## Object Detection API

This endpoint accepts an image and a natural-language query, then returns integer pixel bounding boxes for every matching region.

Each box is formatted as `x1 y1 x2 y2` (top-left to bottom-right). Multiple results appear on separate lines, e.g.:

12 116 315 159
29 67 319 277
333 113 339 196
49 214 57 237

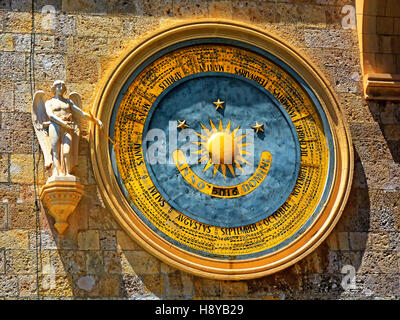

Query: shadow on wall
368 101 400 164
36 146 371 300
245 148 370 300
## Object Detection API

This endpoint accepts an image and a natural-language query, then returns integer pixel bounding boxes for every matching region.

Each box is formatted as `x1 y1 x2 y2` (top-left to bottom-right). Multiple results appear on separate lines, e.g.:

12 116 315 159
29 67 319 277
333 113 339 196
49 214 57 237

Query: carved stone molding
365 73 400 101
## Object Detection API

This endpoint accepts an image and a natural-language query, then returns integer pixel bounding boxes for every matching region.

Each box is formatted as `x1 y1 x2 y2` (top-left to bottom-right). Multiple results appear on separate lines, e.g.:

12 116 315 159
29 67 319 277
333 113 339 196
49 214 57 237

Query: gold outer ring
90 20 353 280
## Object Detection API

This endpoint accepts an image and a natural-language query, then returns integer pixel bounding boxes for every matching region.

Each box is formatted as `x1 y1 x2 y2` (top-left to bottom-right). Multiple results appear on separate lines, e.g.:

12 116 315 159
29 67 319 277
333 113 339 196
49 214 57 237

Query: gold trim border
89 19 354 280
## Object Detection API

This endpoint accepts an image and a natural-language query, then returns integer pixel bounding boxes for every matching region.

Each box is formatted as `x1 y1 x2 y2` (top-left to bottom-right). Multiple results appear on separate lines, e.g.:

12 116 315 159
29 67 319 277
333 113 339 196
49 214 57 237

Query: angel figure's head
51 80 67 97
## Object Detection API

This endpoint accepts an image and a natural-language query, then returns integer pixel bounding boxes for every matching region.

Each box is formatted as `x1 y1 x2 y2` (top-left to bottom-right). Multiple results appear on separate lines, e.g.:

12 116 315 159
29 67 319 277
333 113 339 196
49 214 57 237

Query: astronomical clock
91 21 353 279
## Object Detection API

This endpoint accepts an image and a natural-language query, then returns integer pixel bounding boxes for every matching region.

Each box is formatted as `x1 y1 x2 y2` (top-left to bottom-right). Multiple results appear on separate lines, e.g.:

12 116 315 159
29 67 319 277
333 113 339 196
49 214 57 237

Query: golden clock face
92 22 353 279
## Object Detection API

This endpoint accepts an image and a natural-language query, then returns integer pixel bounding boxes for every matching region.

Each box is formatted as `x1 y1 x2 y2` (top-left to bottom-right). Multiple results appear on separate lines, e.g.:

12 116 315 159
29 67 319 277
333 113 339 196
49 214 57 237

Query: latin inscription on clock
113 44 330 257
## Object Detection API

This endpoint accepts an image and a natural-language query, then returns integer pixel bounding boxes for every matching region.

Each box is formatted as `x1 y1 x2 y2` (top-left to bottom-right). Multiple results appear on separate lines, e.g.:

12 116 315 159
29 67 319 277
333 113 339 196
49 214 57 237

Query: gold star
177 120 189 130
213 99 225 111
252 122 264 133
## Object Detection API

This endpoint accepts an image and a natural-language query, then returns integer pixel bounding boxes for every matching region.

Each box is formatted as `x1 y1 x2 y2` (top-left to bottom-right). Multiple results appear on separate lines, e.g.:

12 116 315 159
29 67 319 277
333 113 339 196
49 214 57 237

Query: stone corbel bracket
365 73 400 101
40 179 84 234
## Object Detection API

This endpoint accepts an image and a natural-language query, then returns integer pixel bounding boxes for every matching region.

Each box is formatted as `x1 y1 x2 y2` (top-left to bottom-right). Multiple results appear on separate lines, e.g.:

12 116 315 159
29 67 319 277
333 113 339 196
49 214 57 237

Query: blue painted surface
144 74 300 228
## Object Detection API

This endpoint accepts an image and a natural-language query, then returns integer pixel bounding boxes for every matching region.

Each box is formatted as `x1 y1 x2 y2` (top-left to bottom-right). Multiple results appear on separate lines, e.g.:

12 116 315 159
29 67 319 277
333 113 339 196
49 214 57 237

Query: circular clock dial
111 41 334 259
92 21 352 279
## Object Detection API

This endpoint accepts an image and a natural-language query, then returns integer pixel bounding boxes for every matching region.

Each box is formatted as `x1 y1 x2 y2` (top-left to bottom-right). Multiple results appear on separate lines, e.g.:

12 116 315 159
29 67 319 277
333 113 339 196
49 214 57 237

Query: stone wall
0 0 399 299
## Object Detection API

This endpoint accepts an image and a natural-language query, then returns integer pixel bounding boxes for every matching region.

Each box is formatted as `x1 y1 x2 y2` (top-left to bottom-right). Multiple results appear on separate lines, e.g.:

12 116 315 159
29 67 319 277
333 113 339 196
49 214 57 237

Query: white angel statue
32 80 102 180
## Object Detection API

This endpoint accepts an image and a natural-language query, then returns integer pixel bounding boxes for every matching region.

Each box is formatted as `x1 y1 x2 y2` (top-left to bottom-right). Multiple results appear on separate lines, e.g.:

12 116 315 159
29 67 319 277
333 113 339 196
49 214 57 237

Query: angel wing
69 92 82 170
32 91 53 168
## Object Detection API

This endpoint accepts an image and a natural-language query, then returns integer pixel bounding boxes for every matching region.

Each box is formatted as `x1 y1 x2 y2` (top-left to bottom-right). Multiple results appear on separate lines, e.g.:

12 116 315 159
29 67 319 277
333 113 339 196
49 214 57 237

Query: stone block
277 4 326 26
12 33 55 53
0 82 13 112
362 52 376 74
362 161 392 190
121 16 160 38
363 34 380 53
68 36 108 57
99 230 117 250
349 232 368 250
377 16 394 35
66 55 99 83
0 275 19 297
18 274 37 297
9 203 36 229
354 139 392 162
71 155 88 185
54 250 85 275
385 0 400 18
364 0 387 16
349 121 383 141
0 184 21 204
62 0 107 13
74 275 97 296
116 230 141 251
380 102 400 124
358 250 399 274
103 250 122 274
362 15 377 35
366 232 391 251
10 0 33 12
379 35 393 54
39 274 73 296
327 250 362 273
232 0 275 24
98 274 120 297
75 15 123 37
292 246 328 274
34 53 66 81
2 112 31 130
77 230 100 250
110 0 172 17
163 270 193 298
13 81 32 112
328 65 361 93
0 154 8 183
5 249 36 274
339 93 375 122
88 204 120 230
0 230 30 249
0 33 14 51
383 124 400 140
173 0 208 19
325 231 349 250
193 277 222 297
0 52 25 81
208 1 232 19
0 130 12 153
375 53 397 73
39 230 58 250
55 14 76 36
121 250 160 275
10 154 40 184
394 18 400 36
221 280 248 298
12 130 35 154
85 251 103 274
305 29 355 49
4 12 32 33
121 274 163 298
0 204 6 230
0 250 4 274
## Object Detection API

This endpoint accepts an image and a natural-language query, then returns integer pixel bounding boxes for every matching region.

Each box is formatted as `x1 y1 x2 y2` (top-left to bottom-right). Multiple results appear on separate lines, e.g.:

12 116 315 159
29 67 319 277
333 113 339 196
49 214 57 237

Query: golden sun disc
192 119 252 178
207 132 237 165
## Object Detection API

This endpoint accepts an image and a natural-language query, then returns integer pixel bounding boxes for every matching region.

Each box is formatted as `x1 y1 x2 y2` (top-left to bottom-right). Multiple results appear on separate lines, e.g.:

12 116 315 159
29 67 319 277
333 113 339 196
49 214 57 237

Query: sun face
192 119 252 179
